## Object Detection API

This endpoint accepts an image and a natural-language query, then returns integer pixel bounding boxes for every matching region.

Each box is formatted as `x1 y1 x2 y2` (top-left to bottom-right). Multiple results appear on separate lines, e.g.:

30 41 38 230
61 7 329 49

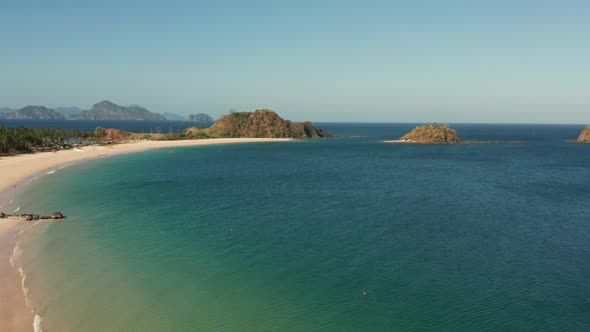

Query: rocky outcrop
207 110 332 138
51 211 64 219
103 128 132 141
399 124 462 144
0 211 65 220
577 126 590 142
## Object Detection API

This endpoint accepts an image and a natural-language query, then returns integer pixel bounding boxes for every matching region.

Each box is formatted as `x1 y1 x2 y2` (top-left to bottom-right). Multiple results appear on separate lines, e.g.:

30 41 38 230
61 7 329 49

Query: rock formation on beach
399 124 462 144
0 211 65 220
577 126 590 142
205 109 332 139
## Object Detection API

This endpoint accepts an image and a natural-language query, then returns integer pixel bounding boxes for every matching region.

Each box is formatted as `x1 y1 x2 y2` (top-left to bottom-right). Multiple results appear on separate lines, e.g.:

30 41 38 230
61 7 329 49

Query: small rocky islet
576 126 590 142
385 124 462 144
384 124 529 145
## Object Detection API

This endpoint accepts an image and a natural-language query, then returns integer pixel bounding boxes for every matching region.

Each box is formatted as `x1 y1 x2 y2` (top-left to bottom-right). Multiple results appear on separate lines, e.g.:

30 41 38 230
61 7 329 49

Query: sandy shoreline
0 137 291 331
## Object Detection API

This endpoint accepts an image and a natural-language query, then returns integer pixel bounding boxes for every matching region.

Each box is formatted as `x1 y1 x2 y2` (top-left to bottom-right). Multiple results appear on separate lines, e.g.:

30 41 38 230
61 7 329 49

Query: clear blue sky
1 0 588 123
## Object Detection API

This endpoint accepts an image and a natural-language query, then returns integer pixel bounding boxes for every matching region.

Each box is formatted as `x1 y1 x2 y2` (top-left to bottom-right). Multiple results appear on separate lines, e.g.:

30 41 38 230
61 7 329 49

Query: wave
45 170 56 175
18 267 31 307
34 314 44 332
11 224 49 332
28 176 41 184
14 206 21 213
10 242 23 268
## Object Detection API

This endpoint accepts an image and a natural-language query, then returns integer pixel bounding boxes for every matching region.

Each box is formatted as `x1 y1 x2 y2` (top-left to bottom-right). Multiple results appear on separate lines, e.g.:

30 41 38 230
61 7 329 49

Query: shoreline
0 137 291 332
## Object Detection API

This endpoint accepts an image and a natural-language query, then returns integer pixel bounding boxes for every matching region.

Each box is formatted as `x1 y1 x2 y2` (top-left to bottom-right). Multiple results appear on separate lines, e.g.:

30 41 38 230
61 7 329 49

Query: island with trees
384 124 527 144
385 124 462 144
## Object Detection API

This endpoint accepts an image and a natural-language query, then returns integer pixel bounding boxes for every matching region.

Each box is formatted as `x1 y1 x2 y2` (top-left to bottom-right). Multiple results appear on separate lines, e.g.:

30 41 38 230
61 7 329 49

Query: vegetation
400 124 462 144
0 126 96 155
0 110 330 155
206 109 332 138
577 126 590 142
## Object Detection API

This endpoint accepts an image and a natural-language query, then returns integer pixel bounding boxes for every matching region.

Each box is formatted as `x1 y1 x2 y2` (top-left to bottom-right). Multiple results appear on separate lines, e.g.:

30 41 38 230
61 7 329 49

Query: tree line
0 126 106 155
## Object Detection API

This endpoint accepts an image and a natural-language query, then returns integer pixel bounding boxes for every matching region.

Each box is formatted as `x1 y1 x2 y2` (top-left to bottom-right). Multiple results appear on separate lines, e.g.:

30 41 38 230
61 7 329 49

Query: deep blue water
0 119 212 133
8 123 590 331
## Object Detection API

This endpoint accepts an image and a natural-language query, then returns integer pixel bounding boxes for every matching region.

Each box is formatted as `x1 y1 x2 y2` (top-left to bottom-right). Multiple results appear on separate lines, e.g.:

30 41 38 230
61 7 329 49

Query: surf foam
33 314 43 332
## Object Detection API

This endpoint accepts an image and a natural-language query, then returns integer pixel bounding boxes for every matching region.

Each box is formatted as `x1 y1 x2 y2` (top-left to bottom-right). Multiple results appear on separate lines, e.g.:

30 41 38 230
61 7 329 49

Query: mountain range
0 106 65 120
0 101 214 122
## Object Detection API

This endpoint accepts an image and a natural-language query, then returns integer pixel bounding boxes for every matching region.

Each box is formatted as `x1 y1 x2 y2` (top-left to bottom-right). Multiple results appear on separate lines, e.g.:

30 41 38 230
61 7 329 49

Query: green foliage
0 126 72 154
401 124 462 143
0 125 122 155
208 109 332 138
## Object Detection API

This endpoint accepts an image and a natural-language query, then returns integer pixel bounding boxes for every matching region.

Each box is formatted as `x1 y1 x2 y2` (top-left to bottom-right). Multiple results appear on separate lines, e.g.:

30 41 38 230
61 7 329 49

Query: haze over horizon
1 1 588 123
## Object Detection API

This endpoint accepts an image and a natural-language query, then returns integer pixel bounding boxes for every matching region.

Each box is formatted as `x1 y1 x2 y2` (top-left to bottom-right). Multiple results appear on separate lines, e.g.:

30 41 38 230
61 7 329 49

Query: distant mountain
0 107 13 113
55 107 82 119
187 113 214 122
0 106 65 120
163 112 185 121
72 101 165 121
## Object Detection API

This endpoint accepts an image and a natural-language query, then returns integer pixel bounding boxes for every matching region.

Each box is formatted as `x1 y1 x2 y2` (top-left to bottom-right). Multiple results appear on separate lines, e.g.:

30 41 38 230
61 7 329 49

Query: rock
206 109 333 138
0 212 6 218
577 126 590 142
40 215 51 220
51 211 64 219
400 124 462 144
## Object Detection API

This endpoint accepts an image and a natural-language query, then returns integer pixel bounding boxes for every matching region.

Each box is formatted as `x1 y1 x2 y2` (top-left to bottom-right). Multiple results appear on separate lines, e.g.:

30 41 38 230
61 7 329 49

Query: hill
0 106 65 120
399 124 462 144
187 113 214 122
199 109 331 138
72 101 165 120
163 112 185 121
577 126 590 142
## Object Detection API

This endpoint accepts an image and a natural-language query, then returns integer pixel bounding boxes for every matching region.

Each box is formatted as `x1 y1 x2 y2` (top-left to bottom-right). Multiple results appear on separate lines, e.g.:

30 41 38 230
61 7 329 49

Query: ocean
6 123 590 331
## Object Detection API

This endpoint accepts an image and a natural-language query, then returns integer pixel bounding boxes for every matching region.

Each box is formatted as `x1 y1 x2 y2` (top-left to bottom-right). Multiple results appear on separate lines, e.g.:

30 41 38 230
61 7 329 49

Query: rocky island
184 109 332 139
576 126 590 142
386 124 462 144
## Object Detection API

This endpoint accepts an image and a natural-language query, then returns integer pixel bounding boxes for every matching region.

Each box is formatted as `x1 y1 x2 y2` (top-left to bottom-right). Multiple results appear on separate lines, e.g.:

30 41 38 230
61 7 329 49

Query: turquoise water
12 124 590 331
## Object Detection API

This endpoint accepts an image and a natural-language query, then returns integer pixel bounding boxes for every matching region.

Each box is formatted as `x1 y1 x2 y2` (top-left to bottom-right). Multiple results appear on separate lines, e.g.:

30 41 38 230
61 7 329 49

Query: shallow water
12 124 590 331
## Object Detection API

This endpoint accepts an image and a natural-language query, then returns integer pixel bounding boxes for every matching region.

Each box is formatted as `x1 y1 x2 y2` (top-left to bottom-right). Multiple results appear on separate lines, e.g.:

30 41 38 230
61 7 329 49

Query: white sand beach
0 137 291 331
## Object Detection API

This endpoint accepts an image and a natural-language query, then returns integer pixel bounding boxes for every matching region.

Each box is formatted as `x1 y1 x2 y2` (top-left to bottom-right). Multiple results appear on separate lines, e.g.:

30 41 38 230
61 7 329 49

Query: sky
0 0 589 123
